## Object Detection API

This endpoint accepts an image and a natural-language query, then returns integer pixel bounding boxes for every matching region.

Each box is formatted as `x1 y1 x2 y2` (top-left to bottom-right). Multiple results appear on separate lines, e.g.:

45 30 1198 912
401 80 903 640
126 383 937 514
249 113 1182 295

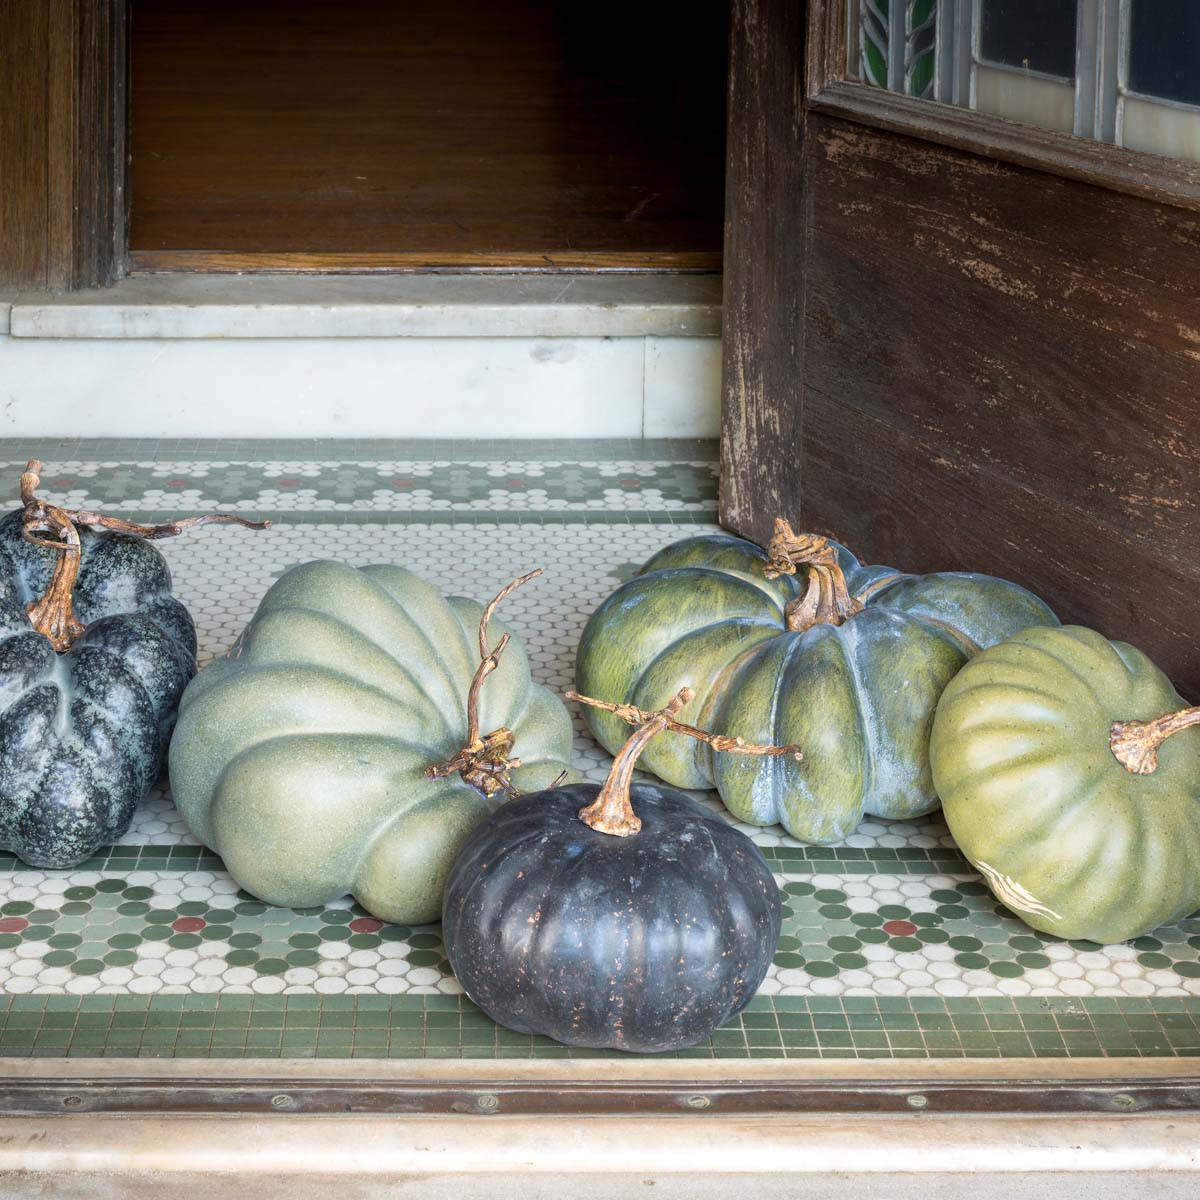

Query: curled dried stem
763 518 864 634
425 568 542 799
568 686 803 837
19 459 270 652
1111 706 1200 775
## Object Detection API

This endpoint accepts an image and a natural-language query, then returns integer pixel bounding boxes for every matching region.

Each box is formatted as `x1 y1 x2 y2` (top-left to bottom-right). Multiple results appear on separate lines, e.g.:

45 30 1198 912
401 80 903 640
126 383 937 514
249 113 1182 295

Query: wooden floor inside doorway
130 0 728 271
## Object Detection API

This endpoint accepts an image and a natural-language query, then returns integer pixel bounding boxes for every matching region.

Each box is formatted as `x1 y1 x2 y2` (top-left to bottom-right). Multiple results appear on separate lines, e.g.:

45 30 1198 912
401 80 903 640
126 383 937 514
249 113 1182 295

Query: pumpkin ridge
831 618 878 816
937 676 1074 711
236 603 459 742
901 611 980 657
65 644 164 776
628 616 785 788
343 568 474 728
1004 629 1118 700
269 562 469 729
646 565 792 614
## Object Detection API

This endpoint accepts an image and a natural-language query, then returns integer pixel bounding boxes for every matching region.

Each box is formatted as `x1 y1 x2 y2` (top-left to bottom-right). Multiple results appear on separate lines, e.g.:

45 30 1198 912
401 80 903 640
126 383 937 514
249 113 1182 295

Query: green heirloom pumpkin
168 561 574 924
576 520 1058 843
930 625 1200 944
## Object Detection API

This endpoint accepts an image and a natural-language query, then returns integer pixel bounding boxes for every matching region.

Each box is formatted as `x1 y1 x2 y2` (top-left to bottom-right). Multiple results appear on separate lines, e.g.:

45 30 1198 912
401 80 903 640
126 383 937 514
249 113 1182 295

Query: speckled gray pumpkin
0 510 197 868
576 533 1059 843
169 559 574 924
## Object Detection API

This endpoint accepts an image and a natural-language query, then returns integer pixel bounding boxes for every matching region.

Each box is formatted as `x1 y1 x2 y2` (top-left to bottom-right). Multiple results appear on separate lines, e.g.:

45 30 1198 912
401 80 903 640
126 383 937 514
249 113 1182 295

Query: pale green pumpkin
169 560 574 924
931 624 1200 944
576 521 1058 843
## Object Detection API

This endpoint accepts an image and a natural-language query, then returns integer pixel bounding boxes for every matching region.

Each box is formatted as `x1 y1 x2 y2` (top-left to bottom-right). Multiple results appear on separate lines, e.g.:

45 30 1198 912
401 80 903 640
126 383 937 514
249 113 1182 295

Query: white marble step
0 275 722 439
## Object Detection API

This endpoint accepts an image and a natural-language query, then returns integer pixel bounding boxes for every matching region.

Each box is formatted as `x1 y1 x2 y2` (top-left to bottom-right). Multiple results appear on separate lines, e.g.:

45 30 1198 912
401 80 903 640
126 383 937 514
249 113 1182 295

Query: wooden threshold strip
130 250 724 274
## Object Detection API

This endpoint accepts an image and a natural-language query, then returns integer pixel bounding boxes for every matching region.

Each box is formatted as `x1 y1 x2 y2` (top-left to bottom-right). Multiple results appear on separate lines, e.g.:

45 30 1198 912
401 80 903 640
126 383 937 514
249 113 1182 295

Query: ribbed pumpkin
576 520 1058 843
169 561 574 924
443 687 788 1052
931 624 1200 944
0 461 265 869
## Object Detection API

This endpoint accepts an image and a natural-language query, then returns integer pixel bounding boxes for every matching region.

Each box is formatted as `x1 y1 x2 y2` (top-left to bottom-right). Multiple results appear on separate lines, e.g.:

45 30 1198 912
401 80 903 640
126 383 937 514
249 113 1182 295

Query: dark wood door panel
0 0 126 290
793 114 1200 697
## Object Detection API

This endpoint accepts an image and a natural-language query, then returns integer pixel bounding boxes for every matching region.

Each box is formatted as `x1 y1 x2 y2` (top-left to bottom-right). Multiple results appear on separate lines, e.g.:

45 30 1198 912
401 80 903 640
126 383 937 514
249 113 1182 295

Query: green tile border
61 510 718 527
1 994 1197 1060
0 438 719 465
0 843 970 875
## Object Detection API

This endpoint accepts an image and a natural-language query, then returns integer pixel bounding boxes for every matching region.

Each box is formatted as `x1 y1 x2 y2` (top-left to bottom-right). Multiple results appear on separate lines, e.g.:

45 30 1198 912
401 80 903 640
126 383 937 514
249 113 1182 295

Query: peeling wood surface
719 0 807 533
791 115 1200 696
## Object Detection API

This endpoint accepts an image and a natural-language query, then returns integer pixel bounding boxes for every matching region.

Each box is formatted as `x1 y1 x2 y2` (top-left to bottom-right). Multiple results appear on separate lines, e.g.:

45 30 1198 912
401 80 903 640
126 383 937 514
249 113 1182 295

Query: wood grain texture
1 1 51 287
129 250 721 275
719 0 807 530
0 0 126 290
794 114 1200 697
130 0 727 265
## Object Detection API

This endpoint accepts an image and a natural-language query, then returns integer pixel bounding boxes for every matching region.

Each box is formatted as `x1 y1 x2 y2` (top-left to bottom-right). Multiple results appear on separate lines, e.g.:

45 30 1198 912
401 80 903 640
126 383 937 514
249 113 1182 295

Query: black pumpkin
442 688 791 1052
0 461 266 869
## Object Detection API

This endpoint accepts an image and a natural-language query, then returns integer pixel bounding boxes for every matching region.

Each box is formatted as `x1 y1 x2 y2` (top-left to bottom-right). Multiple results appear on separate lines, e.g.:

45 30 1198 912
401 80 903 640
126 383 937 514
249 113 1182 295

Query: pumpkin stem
568 687 803 837
424 568 542 799
763 518 864 634
18 459 270 653
1110 706 1200 775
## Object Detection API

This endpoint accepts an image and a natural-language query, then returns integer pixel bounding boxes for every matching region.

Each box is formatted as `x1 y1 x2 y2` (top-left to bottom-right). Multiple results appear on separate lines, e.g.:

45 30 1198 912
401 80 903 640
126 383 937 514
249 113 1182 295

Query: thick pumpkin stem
19 459 270 653
762 518 864 634
569 687 804 837
424 568 541 799
1110 706 1200 775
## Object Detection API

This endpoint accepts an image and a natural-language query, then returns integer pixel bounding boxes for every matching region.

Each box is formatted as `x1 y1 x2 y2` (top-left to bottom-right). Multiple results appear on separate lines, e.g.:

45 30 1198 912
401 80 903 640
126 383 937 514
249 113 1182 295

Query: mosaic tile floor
0 438 1196 1060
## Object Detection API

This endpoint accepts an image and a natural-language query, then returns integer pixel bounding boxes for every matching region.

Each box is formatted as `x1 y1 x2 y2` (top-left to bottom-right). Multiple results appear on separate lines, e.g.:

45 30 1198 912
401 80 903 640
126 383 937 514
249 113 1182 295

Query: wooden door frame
0 0 128 291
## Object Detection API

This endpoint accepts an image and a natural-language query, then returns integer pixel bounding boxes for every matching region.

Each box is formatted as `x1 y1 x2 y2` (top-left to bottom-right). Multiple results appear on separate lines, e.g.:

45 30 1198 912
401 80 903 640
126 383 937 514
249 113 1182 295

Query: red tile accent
0 917 29 934
172 916 207 933
882 919 917 937
349 917 383 934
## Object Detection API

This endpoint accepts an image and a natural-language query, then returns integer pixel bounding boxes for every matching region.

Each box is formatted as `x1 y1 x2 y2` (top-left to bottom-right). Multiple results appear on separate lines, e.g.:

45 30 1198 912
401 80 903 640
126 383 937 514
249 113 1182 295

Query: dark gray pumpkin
0 509 197 868
443 780 781 1052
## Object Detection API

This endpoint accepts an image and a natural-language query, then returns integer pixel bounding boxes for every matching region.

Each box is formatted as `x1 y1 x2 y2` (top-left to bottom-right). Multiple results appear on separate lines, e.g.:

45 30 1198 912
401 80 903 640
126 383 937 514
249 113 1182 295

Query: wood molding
718 0 808 535
0 0 128 290
804 0 1200 214
129 250 722 275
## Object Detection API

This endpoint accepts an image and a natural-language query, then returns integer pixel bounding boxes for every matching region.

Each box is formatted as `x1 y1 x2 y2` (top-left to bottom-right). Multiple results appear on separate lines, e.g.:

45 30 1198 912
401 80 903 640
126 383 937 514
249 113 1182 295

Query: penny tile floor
0 438 1196 1058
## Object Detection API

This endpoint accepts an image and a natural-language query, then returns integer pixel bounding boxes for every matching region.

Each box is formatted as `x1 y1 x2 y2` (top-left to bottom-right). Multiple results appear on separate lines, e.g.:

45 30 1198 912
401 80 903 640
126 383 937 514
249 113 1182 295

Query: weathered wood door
721 0 1200 697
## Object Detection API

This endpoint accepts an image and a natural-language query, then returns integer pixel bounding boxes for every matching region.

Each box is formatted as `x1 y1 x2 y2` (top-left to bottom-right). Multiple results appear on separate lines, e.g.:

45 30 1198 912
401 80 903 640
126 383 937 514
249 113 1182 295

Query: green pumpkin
931 624 1200 944
576 521 1057 843
168 560 574 924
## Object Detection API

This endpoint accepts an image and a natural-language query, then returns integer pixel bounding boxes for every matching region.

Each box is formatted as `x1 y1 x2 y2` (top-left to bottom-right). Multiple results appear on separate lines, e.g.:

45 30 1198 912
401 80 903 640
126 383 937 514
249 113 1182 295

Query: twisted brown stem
424 568 541 799
763 518 864 634
1110 706 1200 775
569 687 804 837
19 459 270 652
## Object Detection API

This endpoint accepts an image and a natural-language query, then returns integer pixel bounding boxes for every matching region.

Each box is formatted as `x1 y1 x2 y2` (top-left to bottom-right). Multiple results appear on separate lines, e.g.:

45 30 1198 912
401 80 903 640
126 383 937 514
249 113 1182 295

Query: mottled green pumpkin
169 560 574 924
931 625 1200 944
576 523 1057 843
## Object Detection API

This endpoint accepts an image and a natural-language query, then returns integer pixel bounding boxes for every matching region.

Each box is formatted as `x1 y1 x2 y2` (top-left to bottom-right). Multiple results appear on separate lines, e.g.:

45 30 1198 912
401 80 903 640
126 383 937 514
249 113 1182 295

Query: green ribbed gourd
576 520 1058 843
931 624 1200 944
169 561 574 924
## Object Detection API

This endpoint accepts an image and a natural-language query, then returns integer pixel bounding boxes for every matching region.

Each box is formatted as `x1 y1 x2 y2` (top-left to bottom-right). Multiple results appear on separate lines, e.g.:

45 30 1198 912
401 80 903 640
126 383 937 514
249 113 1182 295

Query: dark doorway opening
130 0 728 271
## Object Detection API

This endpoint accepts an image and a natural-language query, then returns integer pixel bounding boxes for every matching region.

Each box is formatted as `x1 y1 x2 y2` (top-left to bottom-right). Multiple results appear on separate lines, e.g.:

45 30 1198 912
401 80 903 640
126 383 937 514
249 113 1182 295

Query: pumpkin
0 460 266 869
576 519 1058 844
930 624 1200 944
168 562 575 924
443 687 790 1052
